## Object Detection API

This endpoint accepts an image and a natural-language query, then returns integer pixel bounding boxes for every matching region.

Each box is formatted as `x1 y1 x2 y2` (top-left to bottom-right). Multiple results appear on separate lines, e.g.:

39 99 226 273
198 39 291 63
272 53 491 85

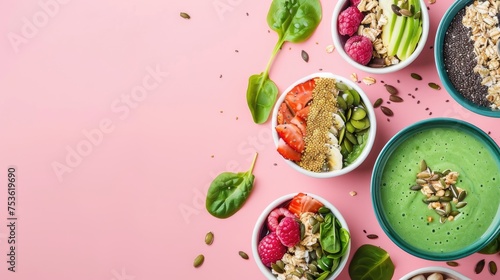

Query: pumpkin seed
399 8 413 17
239 251 249 260
411 73 422 80
450 184 459 198
447 261 459 267
435 208 447 217
439 196 452 202
410 185 422 191
426 196 440 203
458 190 467 202
315 248 323 259
389 95 404 102
439 216 447 223
312 222 320 234
318 206 331 214
300 222 305 240
193 254 204 268
367 234 378 239
276 260 285 270
429 174 440 181
420 160 427 172
428 82 441 90
301 50 309 62
456 201 467 208
309 217 318 226
205 231 214 245
475 259 485 274
489 261 497 275
416 171 431 179
384 84 398 95
416 178 427 185
450 210 460 216
305 272 315 280
441 169 451 175
414 10 421 19
310 250 317 260
380 106 394 116
391 4 402 16
445 202 452 215
373 98 383 108
180 12 191 19
272 263 285 273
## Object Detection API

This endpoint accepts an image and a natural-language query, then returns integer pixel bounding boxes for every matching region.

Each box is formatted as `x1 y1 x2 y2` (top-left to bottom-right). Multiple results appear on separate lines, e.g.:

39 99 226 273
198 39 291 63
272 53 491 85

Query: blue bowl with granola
435 0 500 117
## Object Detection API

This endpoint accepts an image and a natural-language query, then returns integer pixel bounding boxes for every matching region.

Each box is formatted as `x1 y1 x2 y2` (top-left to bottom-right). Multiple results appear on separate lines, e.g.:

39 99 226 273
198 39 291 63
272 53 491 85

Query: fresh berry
344 35 373 65
277 102 294 125
267 207 296 232
288 193 324 217
285 79 315 113
350 0 361 7
275 124 304 153
276 217 301 247
290 106 309 135
257 232 288 267
338 6 364 36
277 138 302 161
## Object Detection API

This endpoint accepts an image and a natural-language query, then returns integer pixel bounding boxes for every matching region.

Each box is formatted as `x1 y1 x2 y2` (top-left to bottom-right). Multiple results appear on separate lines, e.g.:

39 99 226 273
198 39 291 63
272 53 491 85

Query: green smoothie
378 126 500 253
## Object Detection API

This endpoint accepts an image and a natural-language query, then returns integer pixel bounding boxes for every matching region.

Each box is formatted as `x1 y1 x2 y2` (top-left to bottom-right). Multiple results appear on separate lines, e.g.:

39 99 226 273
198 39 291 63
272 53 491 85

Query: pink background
0 0 499 279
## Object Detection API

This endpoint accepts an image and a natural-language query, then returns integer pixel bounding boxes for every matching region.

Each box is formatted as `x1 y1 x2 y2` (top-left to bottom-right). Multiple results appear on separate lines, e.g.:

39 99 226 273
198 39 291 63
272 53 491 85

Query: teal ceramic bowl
435 0 500 118
371 118 500 260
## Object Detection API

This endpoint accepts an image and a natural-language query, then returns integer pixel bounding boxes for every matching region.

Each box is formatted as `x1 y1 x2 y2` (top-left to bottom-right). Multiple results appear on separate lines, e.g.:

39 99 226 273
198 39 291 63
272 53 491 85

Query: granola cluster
462 0 500 109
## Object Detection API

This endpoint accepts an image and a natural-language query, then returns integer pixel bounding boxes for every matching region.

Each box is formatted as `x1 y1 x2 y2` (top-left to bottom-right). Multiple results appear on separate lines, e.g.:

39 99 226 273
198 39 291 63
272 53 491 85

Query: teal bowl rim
371 117 500 260
434 0 500 118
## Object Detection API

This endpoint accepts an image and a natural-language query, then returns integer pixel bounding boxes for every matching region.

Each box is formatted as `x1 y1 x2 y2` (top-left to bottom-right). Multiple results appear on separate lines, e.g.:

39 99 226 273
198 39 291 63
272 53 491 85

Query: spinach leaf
328 228 351 259
319 213 340 254
246 0 322 124
348 244 395 280
205 153 258 218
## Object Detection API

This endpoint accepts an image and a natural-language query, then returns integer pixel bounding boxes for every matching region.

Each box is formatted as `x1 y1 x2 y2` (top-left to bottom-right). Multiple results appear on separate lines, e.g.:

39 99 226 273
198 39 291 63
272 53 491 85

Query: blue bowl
371 118 500 260
435 0 500 118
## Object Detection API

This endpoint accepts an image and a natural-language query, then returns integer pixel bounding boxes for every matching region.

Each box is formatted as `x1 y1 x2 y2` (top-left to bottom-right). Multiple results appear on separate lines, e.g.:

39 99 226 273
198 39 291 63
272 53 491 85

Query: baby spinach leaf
205 153 258 218
328 228 351 259
348 244 395 280
320 213 342 254
246 0 322 124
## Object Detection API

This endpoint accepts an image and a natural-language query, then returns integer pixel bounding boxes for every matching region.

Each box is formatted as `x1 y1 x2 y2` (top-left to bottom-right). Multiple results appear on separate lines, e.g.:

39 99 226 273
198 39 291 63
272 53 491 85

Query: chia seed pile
443 8 491 108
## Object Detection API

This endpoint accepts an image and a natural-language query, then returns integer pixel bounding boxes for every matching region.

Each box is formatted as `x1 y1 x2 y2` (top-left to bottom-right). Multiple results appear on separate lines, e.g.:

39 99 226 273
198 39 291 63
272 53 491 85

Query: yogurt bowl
252 193 351 280
371 118 500 260
399 266 471 280
271 72 376 178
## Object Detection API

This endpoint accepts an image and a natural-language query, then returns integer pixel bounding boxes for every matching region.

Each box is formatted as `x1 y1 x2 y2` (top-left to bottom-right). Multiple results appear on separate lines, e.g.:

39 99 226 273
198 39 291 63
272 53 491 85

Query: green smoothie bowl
371 118 500 260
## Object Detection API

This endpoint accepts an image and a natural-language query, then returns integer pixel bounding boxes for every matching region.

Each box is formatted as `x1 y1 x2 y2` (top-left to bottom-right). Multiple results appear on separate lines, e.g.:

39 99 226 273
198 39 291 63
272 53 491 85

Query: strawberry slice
290 106 309 135
275 124 304 153
277 138 301 161
277 102 294 125
285 79 315 113
288 193 324 217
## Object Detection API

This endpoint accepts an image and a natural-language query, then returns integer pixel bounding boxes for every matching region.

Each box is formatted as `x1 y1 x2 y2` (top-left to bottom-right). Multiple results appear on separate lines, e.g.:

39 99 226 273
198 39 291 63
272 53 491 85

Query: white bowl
252 193 351 280
399 266 471 280
331 0 429 74
271 72 376 178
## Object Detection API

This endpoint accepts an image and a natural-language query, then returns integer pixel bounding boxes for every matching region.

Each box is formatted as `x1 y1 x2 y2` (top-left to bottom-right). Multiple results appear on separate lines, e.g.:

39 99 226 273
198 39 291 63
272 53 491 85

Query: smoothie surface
376 125 500 254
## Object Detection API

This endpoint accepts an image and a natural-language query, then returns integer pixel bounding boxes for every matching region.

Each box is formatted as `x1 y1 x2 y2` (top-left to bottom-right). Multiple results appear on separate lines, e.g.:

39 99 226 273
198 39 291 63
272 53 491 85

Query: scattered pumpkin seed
300 222 305 240
238 251 249 260
420 160 427 172
367 234 378 239
272 263 285 273
475 259 485 274
456 201 467 209
411 73 422 80
373 98 383 108
389 95 404 102
193 254 204 268
301 50 309 62
446 261 459 267
458 190 467 202
410 185 422 191
399 8 413 17
428 82 441 90
384 84 398 95
380 106 394 116
205 231 214 245
312 222 320 234
276 260 285 270
391 4 402 16
180 12 191 19
489 261 497 275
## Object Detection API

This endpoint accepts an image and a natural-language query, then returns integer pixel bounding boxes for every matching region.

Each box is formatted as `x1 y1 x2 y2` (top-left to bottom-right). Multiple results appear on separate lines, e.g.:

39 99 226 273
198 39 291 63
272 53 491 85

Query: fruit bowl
434 0 500 117
371 118 500 261
399 266 471 280
251 193 351 280
331 0 429 74
271 72 376 178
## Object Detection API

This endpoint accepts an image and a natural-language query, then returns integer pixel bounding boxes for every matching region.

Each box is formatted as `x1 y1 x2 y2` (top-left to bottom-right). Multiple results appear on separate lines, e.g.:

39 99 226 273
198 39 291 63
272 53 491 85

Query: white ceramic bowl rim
271 72 377 178
331 0 430 74
251 193 351 280
398 266 472 280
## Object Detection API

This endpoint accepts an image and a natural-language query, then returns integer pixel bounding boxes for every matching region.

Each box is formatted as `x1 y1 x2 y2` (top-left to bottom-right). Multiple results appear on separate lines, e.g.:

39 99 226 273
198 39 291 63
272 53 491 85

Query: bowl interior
434 0 500 117
371 118 500 260
271 72 376 178
331 0 429 74
251 193 351 280
398 266 471 280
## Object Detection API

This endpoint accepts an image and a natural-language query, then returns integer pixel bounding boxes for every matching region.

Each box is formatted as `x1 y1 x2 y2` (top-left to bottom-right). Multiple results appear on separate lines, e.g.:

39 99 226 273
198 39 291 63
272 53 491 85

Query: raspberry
344 35 373 65
276 217 301 247
267 207 295 232
350 0 361 7
257 232 287 267
338 6 364 36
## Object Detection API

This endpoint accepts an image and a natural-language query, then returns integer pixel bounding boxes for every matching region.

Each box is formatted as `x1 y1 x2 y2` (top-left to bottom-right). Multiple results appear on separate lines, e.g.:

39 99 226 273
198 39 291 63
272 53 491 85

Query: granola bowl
435 0 500 117
271 72 376 179
252 193 351 280
371 118 500 261
399 266 471 280
331 0 429 74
